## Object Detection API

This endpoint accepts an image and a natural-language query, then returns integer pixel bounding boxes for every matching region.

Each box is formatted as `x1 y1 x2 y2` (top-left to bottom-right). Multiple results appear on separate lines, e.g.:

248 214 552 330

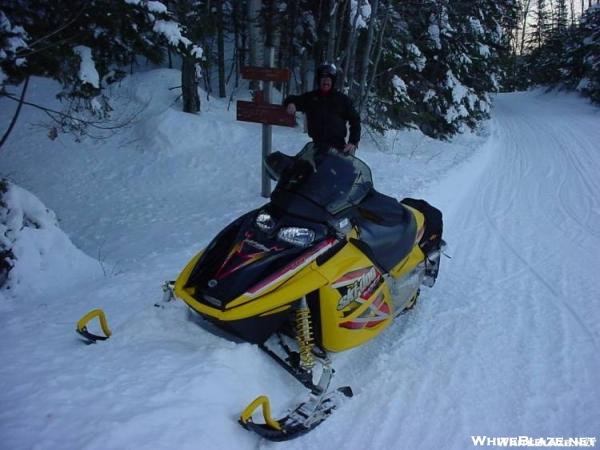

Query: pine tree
555 0 569 33
574 4 600 102
365 0 518 139
530 0 573 84
0 0 201 139
169 0 217 112
530 0 550 48
227 0 523 140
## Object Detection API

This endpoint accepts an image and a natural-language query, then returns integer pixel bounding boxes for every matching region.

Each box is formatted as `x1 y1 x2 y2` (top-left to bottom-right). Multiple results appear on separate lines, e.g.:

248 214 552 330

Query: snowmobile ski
240 333 353 440
76 309 111 343
240 384 353 441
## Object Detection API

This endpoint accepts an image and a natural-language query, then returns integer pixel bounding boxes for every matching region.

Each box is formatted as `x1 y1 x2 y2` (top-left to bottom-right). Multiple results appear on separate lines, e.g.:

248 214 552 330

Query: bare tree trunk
334 0 349 66
217 0 226 97
358 0 379 107
165 0 173 68
300 48 309 94
326 1 338 62
233 0 242 88
300 47 309 132
182 57 200 113
0 76 29 151
247 0 262 90
345 14 362 95
283 0 297 97
312 0 327 87
361 5 389 113
341 0 362 92
520 0 532 54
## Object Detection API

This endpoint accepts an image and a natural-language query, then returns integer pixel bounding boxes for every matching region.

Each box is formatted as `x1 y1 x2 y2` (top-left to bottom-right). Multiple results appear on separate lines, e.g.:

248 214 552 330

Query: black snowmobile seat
353 190 417 272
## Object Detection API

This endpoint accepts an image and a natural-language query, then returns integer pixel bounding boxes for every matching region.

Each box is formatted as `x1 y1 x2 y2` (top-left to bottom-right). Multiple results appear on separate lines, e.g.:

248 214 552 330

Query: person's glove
343 143 357 154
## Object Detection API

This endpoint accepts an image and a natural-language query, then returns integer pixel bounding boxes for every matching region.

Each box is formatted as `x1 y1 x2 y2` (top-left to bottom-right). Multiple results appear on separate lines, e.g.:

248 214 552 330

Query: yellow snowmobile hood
174 238 338 321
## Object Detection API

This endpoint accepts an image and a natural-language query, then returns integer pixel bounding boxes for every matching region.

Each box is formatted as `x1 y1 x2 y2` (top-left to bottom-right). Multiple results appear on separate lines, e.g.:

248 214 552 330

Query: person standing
284 63 361 154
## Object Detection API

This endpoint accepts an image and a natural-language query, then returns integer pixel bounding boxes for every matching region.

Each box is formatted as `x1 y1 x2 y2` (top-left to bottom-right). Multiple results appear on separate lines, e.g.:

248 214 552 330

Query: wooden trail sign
240 66 291 82
236 101 295 127
237 62 293 197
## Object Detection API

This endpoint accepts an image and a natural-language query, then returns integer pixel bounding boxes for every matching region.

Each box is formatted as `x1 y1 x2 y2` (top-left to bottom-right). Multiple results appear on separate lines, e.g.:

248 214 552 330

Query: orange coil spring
295 305 315 370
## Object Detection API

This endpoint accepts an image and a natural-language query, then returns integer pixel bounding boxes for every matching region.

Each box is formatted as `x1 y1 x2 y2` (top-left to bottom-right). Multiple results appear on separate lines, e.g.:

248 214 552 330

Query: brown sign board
241 66 291 82
237 101 296 127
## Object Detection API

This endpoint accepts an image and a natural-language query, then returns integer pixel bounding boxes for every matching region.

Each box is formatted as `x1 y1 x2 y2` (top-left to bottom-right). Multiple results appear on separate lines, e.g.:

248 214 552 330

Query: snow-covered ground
1 72 598 449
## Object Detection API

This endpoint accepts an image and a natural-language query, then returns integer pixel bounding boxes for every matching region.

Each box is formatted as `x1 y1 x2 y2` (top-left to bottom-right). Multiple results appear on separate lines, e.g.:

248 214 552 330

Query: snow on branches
0 0 203 141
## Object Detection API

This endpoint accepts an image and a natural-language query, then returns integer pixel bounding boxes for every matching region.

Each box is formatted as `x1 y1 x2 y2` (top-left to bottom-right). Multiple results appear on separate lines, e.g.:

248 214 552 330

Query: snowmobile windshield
274 143 373 216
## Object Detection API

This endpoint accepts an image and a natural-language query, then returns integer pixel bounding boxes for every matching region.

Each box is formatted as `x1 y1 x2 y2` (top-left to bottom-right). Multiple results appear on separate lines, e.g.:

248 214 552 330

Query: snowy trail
280 92 600 450
2 80 599 450
437 93 600 436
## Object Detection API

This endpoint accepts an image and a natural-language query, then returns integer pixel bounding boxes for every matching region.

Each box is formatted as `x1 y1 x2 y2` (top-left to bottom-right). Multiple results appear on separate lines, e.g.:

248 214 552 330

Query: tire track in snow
554 126 600 240
452 94 600 437
487 101 599 353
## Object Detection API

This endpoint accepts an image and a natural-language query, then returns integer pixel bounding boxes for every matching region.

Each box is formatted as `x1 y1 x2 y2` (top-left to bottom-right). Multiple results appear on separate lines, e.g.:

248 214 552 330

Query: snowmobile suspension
295 296 315 370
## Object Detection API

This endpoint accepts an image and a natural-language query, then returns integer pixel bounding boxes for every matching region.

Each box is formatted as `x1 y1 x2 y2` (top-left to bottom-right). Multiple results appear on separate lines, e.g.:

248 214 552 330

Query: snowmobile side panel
389 243 426 280
174 250 204 300
204 305 292 344
312 242 394 351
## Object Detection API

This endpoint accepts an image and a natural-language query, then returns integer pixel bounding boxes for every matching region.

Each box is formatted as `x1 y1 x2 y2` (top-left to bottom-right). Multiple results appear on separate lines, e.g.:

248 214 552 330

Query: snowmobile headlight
277 227 315 247
256 212 275 232
337 217 352 233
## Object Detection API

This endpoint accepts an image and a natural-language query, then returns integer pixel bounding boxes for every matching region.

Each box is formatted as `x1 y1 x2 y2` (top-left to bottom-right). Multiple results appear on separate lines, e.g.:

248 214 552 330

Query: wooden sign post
237 58 293 198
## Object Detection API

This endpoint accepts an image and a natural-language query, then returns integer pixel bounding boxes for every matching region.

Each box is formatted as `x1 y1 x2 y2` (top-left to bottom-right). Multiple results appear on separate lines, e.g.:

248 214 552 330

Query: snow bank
0 180 102 298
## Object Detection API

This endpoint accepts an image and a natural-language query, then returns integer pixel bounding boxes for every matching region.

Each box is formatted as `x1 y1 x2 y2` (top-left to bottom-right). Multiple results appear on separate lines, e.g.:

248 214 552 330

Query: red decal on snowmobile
336 266 382 311
245 238 337 296
332 267 374 288
360 272 382 301
215 240 281 280
340 292 390 329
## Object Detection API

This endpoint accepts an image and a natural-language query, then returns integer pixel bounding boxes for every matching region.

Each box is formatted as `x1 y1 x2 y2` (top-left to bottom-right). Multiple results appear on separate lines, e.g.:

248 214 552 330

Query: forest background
1 0 599 145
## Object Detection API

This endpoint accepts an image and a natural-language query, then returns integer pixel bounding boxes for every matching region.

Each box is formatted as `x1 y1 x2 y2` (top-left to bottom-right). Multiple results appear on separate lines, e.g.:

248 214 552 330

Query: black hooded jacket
283 89 361 150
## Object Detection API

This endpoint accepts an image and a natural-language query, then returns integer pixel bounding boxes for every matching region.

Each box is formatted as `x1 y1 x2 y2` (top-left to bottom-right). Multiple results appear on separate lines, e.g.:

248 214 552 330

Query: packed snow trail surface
1 77 599 450
288 92 600 450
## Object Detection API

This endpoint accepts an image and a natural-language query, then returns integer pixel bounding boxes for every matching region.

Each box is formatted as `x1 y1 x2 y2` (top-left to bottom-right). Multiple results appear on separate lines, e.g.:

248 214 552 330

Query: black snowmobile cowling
172 142 445 440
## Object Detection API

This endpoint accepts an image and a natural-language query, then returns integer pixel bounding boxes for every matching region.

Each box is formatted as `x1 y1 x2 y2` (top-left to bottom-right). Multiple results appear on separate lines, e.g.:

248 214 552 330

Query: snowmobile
170 142 445 441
